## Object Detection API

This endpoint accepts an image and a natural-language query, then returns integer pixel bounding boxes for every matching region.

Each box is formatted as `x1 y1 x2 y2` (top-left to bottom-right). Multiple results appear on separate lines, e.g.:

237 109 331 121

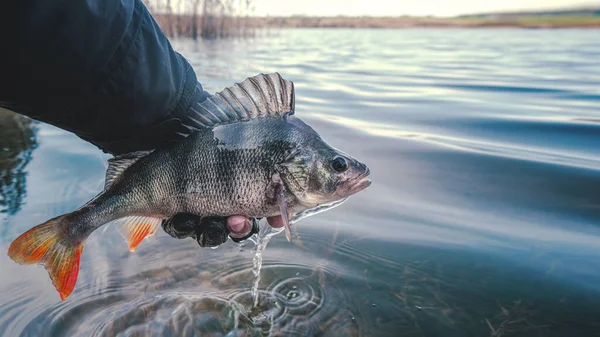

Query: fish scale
7 73 371 300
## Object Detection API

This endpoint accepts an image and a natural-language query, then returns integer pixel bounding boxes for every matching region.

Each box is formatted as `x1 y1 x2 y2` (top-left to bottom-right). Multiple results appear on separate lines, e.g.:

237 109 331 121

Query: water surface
2 29 600 336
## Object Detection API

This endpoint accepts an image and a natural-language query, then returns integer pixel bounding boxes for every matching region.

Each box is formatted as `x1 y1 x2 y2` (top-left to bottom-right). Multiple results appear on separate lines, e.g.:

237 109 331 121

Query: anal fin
114 216 162 252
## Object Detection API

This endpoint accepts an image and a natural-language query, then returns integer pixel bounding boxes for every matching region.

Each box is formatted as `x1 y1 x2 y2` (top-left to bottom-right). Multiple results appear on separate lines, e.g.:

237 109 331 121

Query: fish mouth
346 168 371 195
349 178 371 195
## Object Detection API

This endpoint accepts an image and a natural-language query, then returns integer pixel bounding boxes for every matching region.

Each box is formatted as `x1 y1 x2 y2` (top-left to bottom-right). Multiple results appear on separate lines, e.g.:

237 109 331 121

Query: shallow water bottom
2 229 600 337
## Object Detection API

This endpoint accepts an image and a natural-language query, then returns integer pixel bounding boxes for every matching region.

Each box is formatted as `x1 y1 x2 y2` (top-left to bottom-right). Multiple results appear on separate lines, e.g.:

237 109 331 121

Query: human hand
161 213 259 247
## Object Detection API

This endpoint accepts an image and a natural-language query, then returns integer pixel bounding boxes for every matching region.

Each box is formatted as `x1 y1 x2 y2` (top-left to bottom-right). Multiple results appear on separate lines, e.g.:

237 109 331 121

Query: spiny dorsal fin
105 150 152 190
190 73 295 128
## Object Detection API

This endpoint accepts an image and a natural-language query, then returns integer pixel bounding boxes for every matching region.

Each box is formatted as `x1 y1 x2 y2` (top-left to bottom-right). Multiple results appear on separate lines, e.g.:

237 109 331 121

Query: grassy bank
151 14 600 38
251 15 600 28
147 4 600 39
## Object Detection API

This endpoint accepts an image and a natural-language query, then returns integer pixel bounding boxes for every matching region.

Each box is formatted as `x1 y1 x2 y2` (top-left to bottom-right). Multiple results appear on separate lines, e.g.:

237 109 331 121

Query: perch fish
8 73 371 300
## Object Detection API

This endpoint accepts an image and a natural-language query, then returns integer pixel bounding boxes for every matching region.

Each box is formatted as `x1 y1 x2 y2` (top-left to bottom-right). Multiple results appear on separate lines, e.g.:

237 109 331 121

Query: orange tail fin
8 217 84 300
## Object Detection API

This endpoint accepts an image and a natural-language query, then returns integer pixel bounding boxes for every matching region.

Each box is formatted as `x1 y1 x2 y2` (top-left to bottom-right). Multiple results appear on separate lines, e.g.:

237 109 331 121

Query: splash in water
250 199 348 308
251 221 283 307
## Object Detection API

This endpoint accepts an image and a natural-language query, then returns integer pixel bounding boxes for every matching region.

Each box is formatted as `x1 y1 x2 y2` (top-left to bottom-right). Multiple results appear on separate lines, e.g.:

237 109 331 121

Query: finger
227 216 252 238
162 213 200 239
267 215 284 228
196 217 228 247
230 218 259 243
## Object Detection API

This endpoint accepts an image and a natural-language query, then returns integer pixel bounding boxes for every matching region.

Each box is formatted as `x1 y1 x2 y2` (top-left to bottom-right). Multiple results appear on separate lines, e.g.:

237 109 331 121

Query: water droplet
286 291 298 300
224 330 240 337
292 285 297 290
371 303 377 307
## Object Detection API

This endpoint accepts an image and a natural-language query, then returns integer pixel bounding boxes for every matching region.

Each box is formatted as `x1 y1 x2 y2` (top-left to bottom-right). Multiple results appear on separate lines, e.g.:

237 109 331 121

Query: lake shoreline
253 16 600 29
152 14 600 34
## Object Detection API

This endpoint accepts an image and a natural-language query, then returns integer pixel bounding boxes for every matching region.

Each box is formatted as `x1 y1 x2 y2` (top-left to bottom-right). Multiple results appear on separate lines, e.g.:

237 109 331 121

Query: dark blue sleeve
0 0 209 155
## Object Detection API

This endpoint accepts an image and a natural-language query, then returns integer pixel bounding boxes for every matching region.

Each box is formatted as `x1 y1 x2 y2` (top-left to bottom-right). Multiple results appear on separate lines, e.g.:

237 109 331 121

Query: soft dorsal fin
190 73 295 128
105 151 152 189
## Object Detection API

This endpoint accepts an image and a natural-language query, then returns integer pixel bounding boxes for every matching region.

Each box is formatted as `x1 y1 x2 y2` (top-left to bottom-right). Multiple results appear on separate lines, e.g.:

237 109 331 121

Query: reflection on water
0 109 38 215
2 29 600 336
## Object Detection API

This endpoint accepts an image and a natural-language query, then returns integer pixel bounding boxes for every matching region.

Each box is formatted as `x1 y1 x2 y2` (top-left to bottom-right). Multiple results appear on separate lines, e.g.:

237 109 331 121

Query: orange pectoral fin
114 216 162 252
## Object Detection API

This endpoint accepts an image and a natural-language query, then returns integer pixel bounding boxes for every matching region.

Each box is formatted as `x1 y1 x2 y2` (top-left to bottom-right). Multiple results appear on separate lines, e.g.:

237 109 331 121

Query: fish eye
331 156 349 173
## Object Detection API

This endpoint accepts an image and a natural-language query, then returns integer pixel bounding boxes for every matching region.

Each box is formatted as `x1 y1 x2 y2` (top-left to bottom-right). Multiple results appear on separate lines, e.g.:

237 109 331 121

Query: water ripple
3 29 600 336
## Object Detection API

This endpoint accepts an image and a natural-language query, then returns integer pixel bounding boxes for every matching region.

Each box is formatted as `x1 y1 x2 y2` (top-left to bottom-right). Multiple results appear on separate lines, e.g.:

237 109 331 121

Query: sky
252 0 599 17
